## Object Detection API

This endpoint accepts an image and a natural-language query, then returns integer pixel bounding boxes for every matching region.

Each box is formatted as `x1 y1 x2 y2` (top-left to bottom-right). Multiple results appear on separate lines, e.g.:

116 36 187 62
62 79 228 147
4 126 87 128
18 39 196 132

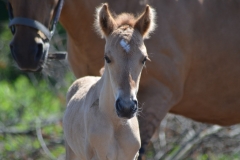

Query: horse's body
63 4 156 159
8 0 240 157
60 0 240 152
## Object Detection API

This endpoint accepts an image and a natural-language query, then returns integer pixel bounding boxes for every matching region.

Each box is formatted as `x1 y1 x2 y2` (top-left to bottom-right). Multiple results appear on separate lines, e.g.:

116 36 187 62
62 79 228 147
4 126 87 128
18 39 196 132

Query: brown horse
7 0 65 71
8 0 240 158
64 4 156 159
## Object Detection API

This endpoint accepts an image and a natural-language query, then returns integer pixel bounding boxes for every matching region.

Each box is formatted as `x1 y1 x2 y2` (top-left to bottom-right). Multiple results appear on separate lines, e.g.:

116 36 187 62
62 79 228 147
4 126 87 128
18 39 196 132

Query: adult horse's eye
104 55 111 63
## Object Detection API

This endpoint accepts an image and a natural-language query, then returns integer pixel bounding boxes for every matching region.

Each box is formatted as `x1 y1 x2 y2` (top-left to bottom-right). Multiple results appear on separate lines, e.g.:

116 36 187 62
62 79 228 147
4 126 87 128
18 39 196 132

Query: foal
63 3 156 160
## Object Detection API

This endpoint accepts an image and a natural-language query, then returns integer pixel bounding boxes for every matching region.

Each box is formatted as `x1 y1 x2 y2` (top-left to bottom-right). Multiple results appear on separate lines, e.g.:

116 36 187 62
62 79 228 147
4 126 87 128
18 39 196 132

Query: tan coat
64 76 140 160
63 4 156 159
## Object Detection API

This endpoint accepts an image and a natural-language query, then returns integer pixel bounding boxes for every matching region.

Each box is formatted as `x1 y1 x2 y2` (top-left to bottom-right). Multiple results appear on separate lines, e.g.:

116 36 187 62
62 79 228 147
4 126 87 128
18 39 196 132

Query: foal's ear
95 3 116 38
134 5 156 39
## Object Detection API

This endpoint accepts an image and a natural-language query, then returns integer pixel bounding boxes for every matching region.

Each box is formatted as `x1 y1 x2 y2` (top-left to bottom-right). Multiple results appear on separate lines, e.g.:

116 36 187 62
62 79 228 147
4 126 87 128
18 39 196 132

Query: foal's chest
86 117 140 160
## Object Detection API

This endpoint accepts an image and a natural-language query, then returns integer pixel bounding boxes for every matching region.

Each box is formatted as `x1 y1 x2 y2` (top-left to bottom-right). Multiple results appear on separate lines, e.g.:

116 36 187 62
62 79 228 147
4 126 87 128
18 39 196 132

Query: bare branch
0 116 62 136
36 118 56 160
165 125 222 160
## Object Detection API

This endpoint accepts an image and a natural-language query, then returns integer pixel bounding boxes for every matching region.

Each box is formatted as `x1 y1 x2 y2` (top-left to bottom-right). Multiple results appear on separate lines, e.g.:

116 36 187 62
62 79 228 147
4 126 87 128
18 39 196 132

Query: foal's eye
104 55 111 63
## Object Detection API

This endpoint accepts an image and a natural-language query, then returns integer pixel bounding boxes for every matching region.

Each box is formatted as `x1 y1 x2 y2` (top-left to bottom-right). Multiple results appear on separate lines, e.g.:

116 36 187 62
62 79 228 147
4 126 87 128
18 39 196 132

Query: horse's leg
137 94 170 159
65 141 78 160
137 77 183 160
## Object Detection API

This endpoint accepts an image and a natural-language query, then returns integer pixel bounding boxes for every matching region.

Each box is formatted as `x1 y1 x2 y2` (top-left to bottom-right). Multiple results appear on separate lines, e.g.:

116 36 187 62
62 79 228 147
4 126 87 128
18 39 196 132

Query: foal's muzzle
115 98 138 119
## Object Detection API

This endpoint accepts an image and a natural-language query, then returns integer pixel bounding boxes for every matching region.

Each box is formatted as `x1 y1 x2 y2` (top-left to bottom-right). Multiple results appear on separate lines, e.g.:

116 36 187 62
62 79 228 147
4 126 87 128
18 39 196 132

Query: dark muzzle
115 98 138 119
7 0 66 71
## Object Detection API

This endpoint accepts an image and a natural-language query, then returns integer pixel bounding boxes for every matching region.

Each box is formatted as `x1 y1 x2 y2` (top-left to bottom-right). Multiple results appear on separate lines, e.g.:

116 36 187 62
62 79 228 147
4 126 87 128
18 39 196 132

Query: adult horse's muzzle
9 30 49 71
115 98 138 119
7 0 66 72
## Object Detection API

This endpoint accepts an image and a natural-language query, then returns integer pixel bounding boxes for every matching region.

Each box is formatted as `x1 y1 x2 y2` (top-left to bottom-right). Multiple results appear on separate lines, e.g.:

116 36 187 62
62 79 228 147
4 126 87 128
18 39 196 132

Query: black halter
7 0 66 60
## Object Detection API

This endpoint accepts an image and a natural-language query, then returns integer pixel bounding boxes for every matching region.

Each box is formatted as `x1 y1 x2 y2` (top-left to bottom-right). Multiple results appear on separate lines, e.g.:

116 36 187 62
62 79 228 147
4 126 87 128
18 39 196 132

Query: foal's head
95 4 156 119
7 0 62 71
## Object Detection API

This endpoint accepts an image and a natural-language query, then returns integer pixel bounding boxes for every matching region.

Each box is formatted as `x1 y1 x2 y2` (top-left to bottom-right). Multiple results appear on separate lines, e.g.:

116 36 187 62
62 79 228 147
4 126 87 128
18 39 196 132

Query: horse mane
114 13 137 28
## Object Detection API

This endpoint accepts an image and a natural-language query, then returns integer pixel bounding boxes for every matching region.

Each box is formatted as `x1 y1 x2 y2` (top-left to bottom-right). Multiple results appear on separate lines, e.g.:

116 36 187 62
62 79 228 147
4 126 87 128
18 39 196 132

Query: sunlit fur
94 3 156 39
63 4 156 160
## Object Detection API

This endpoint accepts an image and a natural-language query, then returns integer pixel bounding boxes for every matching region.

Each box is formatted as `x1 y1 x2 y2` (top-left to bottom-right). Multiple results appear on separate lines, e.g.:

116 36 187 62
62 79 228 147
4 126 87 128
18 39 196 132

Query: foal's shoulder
67 76 100 103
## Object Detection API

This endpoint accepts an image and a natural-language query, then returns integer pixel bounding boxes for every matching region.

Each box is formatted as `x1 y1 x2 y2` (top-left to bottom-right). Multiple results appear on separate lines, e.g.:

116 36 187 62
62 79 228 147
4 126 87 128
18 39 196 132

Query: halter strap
9 17 52 40
51 0 64 33
7 0 67 60
7 0 64 40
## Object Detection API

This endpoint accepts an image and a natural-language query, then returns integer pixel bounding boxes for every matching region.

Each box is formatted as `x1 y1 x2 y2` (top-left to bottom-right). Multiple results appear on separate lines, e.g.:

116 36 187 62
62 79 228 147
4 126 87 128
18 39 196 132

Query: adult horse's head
7 0 64 71
95 4 156 119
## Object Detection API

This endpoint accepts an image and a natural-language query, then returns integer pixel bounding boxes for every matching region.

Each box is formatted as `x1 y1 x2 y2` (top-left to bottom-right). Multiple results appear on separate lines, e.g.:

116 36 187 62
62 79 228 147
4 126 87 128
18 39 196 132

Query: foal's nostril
116 98 123 112
36 43 43 61
131 100 138 113
133 100 138 106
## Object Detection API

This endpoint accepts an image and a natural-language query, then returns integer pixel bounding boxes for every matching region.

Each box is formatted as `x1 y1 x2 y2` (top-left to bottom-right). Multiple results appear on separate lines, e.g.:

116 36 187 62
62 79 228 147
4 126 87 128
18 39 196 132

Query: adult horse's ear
95 3 116 38
134 5 156 39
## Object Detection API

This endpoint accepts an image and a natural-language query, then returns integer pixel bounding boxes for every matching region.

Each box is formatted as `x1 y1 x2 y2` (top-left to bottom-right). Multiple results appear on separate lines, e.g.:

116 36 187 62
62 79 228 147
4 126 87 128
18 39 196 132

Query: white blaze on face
120 39 130 53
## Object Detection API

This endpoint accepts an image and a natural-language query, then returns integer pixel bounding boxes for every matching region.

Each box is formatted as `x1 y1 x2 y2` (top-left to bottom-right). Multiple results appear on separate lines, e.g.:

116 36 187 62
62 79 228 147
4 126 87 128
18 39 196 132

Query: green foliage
0 23 26 82
196 154 209 160
0 74 68 160
0 76 62 125
0 11 71 159
0 1 8 32
193 153 240 160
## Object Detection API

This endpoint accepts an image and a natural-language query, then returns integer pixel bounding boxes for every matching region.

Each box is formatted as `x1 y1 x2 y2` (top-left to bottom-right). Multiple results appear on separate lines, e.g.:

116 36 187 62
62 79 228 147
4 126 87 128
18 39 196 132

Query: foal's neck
98 70 120 122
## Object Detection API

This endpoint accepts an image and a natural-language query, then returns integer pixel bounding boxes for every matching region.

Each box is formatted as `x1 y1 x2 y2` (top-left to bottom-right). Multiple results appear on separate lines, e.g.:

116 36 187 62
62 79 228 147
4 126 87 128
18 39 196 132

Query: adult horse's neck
60 0 94 39
59 0 104 77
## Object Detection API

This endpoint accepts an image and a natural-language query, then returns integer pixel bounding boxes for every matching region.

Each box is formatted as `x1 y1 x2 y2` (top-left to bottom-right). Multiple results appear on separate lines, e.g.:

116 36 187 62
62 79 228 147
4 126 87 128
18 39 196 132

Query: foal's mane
114 13 137 28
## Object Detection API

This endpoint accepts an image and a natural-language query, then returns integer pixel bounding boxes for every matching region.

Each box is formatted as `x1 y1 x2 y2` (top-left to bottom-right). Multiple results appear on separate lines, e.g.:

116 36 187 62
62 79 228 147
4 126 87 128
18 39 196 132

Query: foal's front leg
65 141 78 160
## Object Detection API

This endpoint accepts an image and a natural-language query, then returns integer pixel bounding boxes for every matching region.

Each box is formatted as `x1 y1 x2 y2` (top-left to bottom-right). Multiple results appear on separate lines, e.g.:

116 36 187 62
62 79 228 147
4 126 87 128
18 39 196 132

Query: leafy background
1 1 240 160
0 1 73 159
